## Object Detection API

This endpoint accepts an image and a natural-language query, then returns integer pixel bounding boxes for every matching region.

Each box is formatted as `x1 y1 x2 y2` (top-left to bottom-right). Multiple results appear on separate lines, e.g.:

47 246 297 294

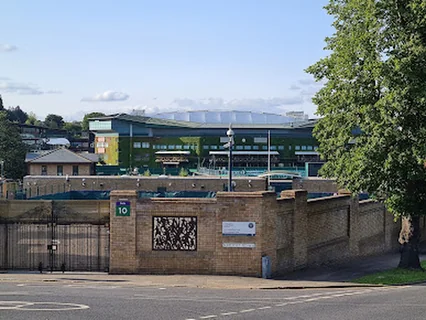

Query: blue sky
0 0 332 120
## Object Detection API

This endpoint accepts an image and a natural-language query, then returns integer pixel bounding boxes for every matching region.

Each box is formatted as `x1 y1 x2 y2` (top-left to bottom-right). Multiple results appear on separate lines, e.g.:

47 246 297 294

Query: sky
0 0 333 121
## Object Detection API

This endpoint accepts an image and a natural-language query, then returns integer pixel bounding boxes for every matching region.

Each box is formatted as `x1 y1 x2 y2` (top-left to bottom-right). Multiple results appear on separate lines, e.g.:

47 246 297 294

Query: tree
25 112 43 126
82 112 106 131
307 0 426 269
44 114 64 129
0 111 27 180
0 95 4 111
7 106 28 124
63 121 82 137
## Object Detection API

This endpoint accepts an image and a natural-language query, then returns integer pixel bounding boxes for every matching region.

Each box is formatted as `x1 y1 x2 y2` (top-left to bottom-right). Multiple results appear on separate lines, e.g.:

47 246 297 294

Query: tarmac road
0 280 424 320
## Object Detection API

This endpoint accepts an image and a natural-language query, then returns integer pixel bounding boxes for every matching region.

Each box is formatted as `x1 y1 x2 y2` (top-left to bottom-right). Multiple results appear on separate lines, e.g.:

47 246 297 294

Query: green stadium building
89 111 319 173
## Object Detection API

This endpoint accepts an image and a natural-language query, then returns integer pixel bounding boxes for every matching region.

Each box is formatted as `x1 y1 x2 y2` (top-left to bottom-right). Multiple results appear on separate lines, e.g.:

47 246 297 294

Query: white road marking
190 286 409 319
0 301 89 311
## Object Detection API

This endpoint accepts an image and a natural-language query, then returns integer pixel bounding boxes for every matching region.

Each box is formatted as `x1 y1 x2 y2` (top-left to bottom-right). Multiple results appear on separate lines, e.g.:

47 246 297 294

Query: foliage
0 95 3 111
82 112 105 131
307 0 426 219
44 114 64 129
0 111 27 179
179 167 189 177
6 106 28 124
64 121 82 137
25 112 43 126
354 260 426 285
143 169 151 176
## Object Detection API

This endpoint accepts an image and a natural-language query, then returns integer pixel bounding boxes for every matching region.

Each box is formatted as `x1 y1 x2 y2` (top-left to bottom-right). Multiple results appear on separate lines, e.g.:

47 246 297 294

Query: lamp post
227 124 234 192
0 160 4 180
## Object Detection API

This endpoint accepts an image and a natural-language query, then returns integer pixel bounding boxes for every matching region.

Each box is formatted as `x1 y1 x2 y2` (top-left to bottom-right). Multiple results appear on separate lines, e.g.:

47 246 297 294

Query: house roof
26 148 96 164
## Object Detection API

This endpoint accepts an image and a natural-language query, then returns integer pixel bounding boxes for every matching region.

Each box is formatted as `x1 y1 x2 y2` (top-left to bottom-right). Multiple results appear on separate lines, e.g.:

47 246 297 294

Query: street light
0 160 4 180
226 124 234 192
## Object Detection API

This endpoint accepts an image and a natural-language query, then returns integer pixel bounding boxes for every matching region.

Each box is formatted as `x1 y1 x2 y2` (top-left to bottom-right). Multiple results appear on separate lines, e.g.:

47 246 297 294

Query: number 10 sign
116 201 131 216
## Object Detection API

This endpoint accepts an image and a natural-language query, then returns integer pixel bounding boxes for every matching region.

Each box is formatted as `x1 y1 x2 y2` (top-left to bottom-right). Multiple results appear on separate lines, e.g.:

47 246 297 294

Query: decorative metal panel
152 217 197 251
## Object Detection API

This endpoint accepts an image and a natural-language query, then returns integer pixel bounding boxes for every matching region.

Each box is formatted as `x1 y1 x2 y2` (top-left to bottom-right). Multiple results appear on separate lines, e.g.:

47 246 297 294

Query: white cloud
0 79 61 95
81 91 129 102
0 44 18 52
289 84 301 91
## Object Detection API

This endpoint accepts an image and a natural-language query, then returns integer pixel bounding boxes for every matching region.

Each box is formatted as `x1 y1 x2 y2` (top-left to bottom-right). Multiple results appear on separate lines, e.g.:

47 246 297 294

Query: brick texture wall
109 190 402 277
23 176 267 197
292 177 339 193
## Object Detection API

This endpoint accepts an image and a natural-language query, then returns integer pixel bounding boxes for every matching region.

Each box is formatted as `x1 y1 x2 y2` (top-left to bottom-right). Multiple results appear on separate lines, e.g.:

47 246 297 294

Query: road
0 281 425 320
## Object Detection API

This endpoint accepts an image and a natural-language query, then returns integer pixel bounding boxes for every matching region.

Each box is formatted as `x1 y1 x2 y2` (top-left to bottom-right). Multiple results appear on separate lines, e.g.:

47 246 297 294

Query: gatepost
109 190 138 273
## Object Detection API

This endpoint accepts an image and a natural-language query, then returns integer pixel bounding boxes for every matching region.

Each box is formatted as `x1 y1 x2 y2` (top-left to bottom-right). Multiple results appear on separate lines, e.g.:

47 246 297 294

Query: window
270 146 277 150
175 145 182 149
252 145 259 150
302 146 307 151
184 145 190 150
314 146 319 150
307 145 313 151
203 145 209 150
262 146 268 150
210 145 218 150
220 137 229 143
57 165 63 176
278 145 284 150
168 145 175 150
254 137 267 143
236 145 244 150
289 145 292 151
142 142 150 148
133 142 141 148
295 146 300 150
244 145 252 150
72 165 79 176
41 165 47 176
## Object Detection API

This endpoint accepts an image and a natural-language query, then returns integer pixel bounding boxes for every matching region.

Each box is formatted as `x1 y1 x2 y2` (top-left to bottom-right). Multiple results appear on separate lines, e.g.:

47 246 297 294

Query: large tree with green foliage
307 0 426 269
82 112 106 131
0 111 27 180
44 114 65 129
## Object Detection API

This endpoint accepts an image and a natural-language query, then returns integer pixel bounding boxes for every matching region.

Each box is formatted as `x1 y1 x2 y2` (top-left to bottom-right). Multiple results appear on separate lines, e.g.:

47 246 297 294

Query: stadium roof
89 113 317 130
152 110 306 125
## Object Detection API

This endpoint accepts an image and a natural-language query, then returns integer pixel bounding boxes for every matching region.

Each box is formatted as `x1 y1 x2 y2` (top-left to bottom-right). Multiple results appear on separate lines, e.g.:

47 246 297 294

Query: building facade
89 113 319 170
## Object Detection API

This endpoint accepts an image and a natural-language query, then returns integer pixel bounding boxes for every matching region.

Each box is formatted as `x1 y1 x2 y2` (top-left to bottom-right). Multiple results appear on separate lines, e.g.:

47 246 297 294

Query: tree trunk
398 216 422 270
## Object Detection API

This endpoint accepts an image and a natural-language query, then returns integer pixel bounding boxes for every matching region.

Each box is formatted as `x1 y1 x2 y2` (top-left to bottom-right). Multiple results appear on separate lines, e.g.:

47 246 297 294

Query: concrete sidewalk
0 250 421 290
0 272 377 290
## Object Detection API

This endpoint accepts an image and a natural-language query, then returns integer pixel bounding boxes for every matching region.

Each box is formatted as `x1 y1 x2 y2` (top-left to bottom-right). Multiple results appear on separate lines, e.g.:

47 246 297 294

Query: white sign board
223 243 256 248
222 221 256 236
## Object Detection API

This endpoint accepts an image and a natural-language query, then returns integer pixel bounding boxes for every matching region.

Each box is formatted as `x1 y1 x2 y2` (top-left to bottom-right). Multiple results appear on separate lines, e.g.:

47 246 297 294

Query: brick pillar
339 190 360 258
109 190 138 274
281 189 308 270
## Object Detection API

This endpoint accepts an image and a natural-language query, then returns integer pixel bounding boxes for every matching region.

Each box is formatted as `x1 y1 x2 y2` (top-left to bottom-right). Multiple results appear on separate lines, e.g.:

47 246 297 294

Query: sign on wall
116 201 131 216
222 243 256 248
152 216 197 251
222 221 256 236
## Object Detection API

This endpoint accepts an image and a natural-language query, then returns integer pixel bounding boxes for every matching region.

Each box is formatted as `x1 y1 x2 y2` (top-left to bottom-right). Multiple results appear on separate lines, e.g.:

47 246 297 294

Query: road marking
0 301 90 311
190 286 409 319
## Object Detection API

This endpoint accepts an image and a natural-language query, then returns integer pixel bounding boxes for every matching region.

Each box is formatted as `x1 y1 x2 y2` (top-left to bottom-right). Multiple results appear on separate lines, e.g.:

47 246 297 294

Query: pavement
1 249 421 290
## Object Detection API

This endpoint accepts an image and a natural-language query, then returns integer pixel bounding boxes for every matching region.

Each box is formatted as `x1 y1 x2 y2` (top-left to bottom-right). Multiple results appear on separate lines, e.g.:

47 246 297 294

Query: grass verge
353 260 426 285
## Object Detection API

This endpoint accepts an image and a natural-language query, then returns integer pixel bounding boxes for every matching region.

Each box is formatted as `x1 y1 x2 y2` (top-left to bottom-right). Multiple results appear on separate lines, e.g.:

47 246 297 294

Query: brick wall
109 190 401 277
292 177 339 193
23 176 267 197
28 164 91 176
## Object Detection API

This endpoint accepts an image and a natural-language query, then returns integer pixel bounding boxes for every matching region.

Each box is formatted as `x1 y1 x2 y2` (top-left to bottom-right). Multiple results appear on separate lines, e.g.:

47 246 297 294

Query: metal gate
0 200 110 272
